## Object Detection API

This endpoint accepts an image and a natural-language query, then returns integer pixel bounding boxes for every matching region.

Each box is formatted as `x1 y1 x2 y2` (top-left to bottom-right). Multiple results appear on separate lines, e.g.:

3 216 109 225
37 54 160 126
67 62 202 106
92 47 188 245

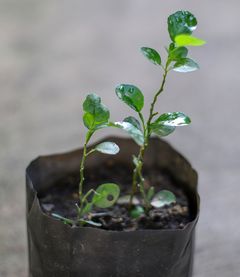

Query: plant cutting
26 10 204 277
112 10 205 218
52 93 121 227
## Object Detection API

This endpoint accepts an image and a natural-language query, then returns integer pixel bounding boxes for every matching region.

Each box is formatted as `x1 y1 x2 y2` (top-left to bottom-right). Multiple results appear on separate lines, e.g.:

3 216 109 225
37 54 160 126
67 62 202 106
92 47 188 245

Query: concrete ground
0 1 239 276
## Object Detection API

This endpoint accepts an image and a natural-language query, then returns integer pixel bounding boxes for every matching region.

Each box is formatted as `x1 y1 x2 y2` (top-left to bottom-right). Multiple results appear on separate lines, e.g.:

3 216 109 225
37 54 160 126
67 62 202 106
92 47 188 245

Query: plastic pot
26 137 199 277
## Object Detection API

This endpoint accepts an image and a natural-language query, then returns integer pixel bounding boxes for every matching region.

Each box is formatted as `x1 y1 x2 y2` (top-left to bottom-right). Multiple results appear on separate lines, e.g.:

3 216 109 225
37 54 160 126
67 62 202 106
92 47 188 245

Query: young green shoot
53 93 121 226
114 10 205 212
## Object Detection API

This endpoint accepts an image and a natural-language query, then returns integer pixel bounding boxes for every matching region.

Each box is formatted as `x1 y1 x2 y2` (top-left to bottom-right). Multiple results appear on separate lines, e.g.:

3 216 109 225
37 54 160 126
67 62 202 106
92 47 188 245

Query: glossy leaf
115 84 144 112
130 206 145 219
110 121 144 146
141 47 161 65
154 112 191 126
168 11 197 41
175 34 206 47
95 142 120 155
83 93 100 113
173 58 199 72
83 93 110 129
151 123 176 137
123 116 142 131
83 113 95 129
151 190 176 208
93 183 120 208
169 47 188 61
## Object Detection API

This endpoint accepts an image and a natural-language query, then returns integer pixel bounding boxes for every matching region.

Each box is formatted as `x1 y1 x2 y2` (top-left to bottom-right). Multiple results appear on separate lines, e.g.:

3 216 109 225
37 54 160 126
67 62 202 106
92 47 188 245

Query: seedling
53 94 120 226
114 10 205 211
52 10 204 225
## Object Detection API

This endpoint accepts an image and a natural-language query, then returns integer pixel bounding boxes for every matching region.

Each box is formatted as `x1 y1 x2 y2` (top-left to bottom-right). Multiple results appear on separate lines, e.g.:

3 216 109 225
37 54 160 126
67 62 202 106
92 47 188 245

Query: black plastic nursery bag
26 137 199 277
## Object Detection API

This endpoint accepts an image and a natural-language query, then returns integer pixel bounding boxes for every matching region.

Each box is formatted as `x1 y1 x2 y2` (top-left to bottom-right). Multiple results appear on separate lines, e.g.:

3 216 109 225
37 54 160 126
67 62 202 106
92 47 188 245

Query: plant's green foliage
123 116 142 131
168 11 197 41
169 46 188 61
111 10 204 212
147 186 155 201
173 58 199 72
115 84 144 112
175 34 206 47
141 47 161 65
93 183 120 208
151 123 176 137
169 43 176 52
110 121 144 146
77 10 204 217
95 142 120 155
130 206 145 218
154 112 191 126
83 113 95 130
83 93 110 129
151 190 176 208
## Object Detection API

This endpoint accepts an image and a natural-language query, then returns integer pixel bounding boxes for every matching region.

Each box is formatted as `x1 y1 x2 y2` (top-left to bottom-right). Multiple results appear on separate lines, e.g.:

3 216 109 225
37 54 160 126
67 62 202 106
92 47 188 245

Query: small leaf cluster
83 93 109 131
141 11 205 73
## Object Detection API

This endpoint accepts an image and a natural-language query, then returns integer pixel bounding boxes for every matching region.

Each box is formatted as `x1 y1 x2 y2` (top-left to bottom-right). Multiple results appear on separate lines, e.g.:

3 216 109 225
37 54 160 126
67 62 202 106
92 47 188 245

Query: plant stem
129 144 146 207
79 130 93 201
146 66 168 136
78 189 96 218
130 61 169 210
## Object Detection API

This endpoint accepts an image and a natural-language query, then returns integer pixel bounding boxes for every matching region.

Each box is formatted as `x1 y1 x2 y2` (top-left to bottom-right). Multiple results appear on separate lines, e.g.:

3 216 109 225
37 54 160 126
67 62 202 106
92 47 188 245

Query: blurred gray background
0 0 239 276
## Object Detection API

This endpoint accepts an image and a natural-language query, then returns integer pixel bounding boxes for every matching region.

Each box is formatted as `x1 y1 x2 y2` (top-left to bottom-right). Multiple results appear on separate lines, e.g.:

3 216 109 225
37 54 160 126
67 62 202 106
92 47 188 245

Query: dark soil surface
39 161 192 231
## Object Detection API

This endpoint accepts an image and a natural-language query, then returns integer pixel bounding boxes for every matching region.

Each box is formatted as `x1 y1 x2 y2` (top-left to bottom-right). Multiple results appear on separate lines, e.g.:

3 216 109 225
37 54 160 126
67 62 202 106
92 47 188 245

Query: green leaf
151 123 176 137
110 121 144 146
173 58 199 72
169 43 176 52
83 113 95 129
151 190 176 208
130 206 145 219
168 10 197 41
95 142 120 155
169 47 188 61
83 93 110 129
154 112 191 126
147 186 155 201
175 34 206 47
123 116 142 131
140 47 161 65
93 183 120 208
115 84 144 112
